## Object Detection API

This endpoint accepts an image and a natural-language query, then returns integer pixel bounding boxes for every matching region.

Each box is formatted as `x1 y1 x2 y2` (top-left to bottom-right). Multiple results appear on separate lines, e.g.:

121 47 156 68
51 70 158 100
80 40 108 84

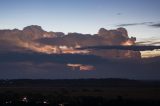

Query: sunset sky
0 0 160 39
0 0 160 80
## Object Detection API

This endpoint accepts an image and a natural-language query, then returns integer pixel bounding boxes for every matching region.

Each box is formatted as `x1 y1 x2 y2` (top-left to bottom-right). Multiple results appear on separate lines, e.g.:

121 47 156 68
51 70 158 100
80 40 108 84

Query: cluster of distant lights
4 96 65 106
5 96 48 104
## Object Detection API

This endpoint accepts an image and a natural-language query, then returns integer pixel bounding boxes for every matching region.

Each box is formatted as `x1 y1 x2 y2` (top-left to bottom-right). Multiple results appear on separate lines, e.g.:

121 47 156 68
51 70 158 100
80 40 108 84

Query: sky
0 0 160 80
0 0 160 39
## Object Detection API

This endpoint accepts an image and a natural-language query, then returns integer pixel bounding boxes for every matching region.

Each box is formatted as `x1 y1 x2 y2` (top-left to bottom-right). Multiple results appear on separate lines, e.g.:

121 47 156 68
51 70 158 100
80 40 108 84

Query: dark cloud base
0 52 160 80
0 52 106 64
78 45 160 51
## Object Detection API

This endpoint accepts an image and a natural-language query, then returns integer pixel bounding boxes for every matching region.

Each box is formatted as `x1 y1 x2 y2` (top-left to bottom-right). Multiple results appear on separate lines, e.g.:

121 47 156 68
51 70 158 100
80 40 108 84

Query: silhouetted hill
0 79 160 87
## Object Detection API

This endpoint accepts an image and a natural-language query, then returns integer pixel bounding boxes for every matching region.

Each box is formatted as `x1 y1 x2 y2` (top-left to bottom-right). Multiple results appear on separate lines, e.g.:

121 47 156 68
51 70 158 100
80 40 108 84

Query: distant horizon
1 78 160 81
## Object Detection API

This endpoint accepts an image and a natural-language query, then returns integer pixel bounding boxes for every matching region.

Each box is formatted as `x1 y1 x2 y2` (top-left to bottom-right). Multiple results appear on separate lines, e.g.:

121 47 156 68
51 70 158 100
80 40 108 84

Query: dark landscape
0 79 160 106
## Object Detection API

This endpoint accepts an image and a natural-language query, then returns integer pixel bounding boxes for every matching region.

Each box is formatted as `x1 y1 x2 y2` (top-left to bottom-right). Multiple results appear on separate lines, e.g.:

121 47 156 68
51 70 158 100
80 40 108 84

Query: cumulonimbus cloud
0 25 160 79
0 25 141 59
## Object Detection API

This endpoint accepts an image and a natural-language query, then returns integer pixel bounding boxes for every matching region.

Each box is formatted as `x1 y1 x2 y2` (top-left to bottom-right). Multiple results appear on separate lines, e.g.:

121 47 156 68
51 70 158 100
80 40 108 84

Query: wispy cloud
149 23 160 28
136 37 160 46
117 21 160 28
116 13 122 15
117 22 154 27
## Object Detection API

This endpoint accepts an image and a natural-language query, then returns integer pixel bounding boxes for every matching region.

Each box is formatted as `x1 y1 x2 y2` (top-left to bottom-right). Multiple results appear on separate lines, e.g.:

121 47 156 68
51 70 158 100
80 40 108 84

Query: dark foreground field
0 79 160 106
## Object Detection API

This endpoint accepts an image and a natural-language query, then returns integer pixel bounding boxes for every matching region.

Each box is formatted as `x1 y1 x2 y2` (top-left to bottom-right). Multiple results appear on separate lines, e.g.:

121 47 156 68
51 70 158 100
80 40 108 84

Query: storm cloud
0 25 160 79
0 25 141 59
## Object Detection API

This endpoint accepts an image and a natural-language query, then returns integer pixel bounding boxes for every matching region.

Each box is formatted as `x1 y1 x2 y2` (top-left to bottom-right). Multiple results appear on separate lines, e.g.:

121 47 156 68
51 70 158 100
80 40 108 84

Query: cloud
117 13 122 15
0 25 141 59
37 27 141 59
0 52 160 79
117 22 154 27
117 21 160 28
150 23 160 28
117 23 141 27
1 25 160 79
77 45 160 51
0 52 107 65
136 37 160 46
